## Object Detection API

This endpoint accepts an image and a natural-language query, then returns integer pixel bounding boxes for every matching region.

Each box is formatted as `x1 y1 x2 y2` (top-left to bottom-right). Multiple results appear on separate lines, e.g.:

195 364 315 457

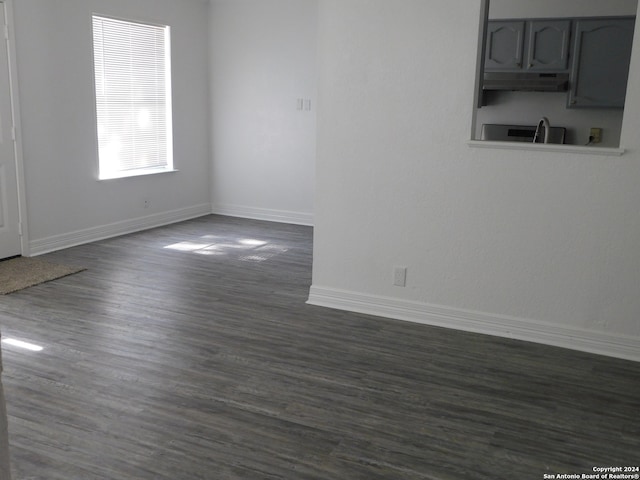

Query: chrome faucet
533 116 551 144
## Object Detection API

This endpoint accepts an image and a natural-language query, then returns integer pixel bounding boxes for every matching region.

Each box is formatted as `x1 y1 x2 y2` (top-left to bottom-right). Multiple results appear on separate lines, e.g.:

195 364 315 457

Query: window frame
91 14 176 181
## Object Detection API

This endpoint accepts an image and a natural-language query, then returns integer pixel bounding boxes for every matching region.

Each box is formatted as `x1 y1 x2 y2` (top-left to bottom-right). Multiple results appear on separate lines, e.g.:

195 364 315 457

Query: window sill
98 168 179 181
467 140 625 157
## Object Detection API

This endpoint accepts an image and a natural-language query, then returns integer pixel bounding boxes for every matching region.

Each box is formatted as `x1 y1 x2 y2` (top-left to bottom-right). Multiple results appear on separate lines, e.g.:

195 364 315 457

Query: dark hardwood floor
0 215 638 479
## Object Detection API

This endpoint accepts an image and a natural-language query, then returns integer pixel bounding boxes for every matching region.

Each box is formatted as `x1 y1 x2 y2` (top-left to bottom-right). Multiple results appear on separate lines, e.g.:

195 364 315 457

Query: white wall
13 0 212 254
209 0 317 226
309 0 640 361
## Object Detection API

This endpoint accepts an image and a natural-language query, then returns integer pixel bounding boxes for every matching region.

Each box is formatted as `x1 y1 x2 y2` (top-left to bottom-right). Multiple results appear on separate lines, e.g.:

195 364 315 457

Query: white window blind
92 16 173 179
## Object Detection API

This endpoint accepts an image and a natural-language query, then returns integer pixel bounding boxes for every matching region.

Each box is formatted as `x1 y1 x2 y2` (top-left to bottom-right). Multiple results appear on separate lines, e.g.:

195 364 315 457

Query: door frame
1 0 28 256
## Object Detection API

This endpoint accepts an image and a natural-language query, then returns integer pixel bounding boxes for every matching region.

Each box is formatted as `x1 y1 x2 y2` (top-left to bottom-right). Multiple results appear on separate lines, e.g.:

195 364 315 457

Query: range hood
483 72 569 92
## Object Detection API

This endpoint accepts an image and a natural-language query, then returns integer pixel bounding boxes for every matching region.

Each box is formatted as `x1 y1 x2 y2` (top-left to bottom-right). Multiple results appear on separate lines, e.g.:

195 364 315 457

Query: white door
0 2 21 260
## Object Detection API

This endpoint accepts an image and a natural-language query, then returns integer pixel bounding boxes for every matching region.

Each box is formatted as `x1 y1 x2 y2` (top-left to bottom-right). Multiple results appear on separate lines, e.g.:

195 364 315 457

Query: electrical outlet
143 198 150 209
590 128 602 144
393 266 407 287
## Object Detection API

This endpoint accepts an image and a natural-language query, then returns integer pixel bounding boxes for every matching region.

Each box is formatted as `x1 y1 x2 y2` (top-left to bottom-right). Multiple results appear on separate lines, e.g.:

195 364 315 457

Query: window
92 16 173 180
470 0 637 152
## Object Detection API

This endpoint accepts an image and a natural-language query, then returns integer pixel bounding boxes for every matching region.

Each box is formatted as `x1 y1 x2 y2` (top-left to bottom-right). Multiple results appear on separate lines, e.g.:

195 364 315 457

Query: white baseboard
212 203 313 226
307 285 640 363
29 204 212 255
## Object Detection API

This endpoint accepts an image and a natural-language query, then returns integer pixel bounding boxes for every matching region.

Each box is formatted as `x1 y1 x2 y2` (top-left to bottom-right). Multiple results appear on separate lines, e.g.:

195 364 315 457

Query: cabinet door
568 18 635 108
527 20 571 71
485 21 525 70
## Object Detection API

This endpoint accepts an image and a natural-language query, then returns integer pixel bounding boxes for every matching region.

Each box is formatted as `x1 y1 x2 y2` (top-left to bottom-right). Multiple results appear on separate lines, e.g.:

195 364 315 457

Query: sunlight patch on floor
163 236 288 262
1 337 44 352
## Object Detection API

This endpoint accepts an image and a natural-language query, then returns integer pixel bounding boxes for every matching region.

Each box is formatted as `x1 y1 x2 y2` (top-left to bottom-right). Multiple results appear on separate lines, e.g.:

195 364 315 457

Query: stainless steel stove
481 124 566 144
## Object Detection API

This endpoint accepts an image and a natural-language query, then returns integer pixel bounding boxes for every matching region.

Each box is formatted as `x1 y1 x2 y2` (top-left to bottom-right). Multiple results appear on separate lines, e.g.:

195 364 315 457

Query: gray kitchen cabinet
568 18 636 108
485 21 525 70
527 20 571 71
485 20 570 72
